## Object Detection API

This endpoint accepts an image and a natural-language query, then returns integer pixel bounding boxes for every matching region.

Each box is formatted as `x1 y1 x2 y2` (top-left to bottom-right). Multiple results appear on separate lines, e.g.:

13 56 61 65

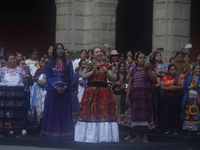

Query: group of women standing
0 43 200 145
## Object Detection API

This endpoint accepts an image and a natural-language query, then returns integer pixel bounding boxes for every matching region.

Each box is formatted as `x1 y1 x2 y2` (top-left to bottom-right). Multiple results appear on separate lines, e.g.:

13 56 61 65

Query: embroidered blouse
45 60 74 91
0 66 26 87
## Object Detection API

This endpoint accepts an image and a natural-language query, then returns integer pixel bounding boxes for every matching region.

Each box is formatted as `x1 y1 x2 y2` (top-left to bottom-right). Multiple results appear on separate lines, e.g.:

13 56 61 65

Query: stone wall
55 0 118 52
152 0 191 63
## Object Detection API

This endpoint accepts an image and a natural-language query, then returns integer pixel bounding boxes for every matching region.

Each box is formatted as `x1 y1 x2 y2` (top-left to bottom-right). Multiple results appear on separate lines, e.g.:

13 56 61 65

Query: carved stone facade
152 0 191 62
55 0 118 52
55 0 191 59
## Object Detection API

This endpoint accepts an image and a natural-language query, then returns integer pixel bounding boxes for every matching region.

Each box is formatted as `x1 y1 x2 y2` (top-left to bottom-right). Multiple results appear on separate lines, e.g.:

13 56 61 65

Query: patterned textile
183 78 200 131
0 66 26 87
123 67 155 129
79 62 116 122
0 86 25 132
36 74 47 118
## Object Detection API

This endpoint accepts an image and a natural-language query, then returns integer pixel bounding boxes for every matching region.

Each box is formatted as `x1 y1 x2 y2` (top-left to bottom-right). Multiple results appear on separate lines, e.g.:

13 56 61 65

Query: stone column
152 0 191 63
55 0 118 52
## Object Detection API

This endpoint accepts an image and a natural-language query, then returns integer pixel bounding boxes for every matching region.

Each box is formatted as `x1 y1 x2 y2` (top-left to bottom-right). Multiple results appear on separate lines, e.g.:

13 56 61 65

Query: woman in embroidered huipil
0 53 28 137
123 53 157 143
41 43 74 140
74 47 119 143
182 64 200 135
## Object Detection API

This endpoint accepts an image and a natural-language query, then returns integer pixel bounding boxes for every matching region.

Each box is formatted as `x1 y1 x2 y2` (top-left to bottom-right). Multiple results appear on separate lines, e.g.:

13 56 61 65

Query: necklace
56 60 64 72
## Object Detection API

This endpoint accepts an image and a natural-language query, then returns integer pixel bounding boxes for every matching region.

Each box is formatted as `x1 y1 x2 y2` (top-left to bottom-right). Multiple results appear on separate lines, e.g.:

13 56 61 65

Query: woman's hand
170 86 175 91
114 81 122 86
102 66 107 73
145 62 151 71
181 74 185 79
55 87 66 94
92 63 97 74
120 84 125 90
156 70 163 73
125 97 130 105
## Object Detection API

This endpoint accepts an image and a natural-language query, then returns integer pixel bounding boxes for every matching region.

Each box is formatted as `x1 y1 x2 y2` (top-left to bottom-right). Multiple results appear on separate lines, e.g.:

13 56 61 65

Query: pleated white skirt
74 121 119 143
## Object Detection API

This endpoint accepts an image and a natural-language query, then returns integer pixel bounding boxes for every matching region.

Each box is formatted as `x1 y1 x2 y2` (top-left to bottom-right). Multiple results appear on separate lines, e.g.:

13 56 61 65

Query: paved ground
0 133 200 150
0 125 200 150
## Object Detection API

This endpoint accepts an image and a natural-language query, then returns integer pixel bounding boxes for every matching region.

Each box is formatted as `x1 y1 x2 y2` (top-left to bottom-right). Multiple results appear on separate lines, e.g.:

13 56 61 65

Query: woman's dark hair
135 52 144 67
126 51 133 57
87 49 92 59
5 53 15 62
46 45 53 55
30 48 38 55
38 56 44 62
151 52 163 66
15 52 22 57
47 43 70 85
195 53 200 61
78 59 87 67
184 53 190 57
119 53 126 59
115 62 127 83
17 59 24 66
65 49 69 53
169 57 174 63
192 64 200 71
168 64 177 71
174 51 185 58
80 49 87 55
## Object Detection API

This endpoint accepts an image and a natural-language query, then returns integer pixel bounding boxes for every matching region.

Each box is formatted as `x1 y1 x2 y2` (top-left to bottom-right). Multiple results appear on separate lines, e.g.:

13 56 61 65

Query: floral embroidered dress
0 67 26 134
182 76 200 131
123 67 155 129
74 62 119 143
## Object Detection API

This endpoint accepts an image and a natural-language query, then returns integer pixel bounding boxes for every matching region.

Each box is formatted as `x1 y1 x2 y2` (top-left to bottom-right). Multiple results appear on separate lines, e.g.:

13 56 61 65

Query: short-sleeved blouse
161 75 184 96
0 66 26 87
155 63 168 71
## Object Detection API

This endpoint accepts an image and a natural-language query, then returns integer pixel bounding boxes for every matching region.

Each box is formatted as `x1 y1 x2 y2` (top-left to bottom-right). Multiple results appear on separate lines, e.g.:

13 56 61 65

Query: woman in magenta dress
123 53 157 143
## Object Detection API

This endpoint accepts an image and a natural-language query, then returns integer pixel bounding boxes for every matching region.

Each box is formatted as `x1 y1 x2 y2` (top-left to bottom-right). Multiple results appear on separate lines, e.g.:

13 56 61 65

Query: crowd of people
0 43 200 144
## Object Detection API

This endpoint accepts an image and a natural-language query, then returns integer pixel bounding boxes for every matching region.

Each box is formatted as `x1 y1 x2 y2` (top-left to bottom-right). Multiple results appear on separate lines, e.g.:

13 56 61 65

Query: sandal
143 139 149 144
164 131 170 135
129 138 142 143
174 132 178 136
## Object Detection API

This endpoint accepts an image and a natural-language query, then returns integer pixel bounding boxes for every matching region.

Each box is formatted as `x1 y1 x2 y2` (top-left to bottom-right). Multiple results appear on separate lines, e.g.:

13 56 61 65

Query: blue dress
41 60 74 140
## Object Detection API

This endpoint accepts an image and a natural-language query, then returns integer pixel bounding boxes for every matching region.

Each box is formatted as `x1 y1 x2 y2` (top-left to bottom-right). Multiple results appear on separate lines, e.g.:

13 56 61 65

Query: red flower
188 114 195 121
91 88 99 103
98 88 110 106
108 102 116 121
187 101 193 106
91 103 104 121
79 104 91 121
